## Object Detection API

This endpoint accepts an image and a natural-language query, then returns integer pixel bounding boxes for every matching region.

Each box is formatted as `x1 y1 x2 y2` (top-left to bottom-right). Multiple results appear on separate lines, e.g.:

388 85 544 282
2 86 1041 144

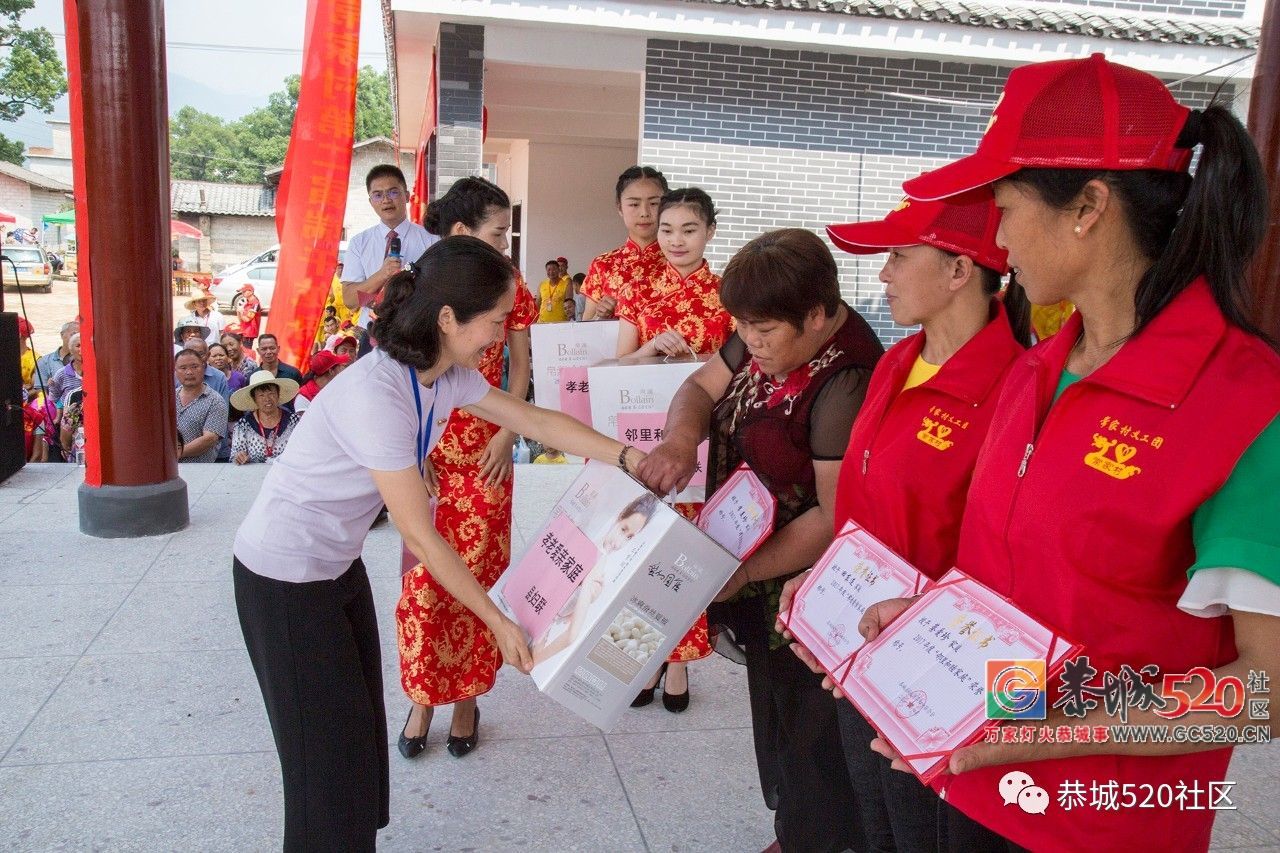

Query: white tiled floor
0 463 1275 851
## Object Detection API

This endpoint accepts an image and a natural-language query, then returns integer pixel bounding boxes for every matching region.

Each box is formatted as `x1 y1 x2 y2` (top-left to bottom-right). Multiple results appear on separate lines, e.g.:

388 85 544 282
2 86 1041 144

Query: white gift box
490 461 739 730
530 320 620 426
587 355 710 503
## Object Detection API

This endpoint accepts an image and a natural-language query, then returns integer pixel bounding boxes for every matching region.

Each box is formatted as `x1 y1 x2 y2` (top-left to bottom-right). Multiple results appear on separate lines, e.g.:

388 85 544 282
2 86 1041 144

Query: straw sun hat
232 370 299 412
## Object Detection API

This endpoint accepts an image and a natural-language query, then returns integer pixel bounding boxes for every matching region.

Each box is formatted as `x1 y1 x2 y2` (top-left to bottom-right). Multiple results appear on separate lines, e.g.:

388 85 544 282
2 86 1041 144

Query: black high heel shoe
662 667 690 713
631 662 668 708
446 707 480 758
398 707 428 759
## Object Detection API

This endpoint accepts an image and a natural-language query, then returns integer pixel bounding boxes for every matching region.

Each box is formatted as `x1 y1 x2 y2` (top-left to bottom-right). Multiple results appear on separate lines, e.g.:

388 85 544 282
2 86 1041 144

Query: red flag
271 0 361 372
410 54 437 224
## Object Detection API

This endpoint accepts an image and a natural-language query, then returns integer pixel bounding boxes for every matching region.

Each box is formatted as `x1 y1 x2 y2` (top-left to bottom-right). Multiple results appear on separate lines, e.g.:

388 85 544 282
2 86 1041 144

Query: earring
1073 225 1082 235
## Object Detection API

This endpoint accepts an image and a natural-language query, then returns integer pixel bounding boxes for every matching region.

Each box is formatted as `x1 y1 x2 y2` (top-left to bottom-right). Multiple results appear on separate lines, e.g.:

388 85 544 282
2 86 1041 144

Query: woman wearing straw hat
182 291 225 343
230 370 300 465
233 236 647 852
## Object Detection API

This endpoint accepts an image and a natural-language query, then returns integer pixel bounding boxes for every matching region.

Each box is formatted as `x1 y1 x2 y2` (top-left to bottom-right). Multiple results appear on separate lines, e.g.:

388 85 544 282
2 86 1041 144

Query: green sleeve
1189 415 1280 584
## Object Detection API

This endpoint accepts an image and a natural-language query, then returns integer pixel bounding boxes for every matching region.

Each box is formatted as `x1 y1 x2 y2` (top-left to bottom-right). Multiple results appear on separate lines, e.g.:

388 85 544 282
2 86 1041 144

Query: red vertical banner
62 0 98 485
271 0 361 372
411 53 437 223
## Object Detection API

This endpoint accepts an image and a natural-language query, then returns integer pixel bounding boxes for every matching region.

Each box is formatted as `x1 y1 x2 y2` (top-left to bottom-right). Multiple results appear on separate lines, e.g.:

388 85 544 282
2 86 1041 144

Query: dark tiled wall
642 39 1230 346
436 23 485 197
1054 0 1244 17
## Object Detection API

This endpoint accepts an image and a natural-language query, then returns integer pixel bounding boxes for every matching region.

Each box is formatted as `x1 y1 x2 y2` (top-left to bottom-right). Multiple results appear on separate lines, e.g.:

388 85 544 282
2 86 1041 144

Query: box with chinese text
490 461 740 730
587 355 709 503
530 321 620 427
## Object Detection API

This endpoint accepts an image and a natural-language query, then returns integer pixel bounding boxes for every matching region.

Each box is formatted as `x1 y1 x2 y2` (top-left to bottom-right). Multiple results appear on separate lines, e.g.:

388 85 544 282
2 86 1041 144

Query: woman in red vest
852 55 1280 852
783 189 1029 851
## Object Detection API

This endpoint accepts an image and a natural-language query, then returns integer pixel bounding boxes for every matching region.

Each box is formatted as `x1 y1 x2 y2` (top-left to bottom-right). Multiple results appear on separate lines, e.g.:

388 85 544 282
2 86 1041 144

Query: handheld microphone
388 236 402 261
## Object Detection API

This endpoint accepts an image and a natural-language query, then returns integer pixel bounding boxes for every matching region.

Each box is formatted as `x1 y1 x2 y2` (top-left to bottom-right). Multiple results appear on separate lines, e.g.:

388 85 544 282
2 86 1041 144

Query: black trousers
745 640 864 853
937 801 1029 853
837 702 941 853
233 557 390 853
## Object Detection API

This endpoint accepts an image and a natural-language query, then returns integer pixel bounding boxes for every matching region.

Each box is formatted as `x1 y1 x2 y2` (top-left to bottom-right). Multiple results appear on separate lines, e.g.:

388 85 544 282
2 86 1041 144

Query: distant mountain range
2 72 270 149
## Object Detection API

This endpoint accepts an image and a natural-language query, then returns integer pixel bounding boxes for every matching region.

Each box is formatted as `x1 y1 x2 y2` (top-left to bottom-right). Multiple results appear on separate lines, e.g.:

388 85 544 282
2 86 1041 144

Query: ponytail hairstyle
938 252 1033 348
614 166 669 204
371 236 515 370
423 176 510 237
659 187 718 227
978 266 1032 348
1005 103 1270 344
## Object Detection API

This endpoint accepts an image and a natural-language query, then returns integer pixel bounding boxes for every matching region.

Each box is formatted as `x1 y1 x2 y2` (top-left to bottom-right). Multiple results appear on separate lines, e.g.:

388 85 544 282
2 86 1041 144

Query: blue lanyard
409 366 437 477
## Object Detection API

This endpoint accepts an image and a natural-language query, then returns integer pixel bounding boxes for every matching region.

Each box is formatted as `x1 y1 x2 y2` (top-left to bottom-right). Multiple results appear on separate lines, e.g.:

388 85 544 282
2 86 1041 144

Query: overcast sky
5 0 388 148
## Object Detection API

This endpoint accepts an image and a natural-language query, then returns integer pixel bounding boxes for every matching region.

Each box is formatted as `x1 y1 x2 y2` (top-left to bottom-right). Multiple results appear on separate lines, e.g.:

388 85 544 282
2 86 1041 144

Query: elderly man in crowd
177 334 230 399
175 349 228 463
34 320 79 392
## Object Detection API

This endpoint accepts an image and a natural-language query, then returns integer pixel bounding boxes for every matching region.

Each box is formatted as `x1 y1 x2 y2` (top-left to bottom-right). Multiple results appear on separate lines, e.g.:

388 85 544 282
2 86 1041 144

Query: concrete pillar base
78 478 189 538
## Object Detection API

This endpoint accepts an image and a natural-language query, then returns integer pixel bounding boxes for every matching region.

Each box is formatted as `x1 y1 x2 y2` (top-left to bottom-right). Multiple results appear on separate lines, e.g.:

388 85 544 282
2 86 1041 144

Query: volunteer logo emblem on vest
916 417 955 451
1083 434 1142 480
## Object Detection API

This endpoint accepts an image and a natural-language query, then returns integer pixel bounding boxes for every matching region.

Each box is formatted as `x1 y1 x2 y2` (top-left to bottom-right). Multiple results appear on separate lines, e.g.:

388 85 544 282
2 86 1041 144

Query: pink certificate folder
696 465 776 561
839 568 1082 783
780 522 928 685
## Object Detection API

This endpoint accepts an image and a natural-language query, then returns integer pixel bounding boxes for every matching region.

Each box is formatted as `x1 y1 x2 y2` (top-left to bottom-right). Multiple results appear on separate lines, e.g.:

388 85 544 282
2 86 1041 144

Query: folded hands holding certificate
778 523 1081 783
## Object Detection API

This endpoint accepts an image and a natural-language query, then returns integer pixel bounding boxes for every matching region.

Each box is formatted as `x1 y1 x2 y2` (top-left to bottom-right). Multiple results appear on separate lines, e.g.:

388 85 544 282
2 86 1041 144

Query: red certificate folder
838 568 1082 783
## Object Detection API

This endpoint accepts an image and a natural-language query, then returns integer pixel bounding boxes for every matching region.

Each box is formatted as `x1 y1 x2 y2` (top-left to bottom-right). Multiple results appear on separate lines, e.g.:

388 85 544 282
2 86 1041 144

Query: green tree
353 66 393 143
0 131 21 165
169 105 250 182
0 0 67 121
169 66 393 183
0 0 67 167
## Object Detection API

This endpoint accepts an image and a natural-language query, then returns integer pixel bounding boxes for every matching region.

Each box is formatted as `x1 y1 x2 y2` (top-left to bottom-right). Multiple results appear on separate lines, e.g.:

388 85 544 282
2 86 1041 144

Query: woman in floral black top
637 229 883 853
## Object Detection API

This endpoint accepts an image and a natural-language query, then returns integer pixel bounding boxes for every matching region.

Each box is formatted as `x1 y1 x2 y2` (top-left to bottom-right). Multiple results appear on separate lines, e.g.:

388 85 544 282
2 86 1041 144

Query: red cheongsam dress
617 259 733 662
581 238 665 311
396 273 538 705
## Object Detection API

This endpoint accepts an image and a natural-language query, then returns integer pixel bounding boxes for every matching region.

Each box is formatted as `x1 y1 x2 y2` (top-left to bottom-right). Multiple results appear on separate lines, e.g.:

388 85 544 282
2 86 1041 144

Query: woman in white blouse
232 236 646 852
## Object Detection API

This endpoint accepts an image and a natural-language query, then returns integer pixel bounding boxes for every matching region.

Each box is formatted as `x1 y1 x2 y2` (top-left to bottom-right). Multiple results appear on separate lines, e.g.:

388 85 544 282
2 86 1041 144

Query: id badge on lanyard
409 367 439 521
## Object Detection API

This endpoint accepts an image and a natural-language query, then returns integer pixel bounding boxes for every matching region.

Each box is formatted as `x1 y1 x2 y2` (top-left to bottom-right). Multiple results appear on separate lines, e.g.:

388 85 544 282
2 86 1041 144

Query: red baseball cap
310 350 351 376
904 54 1194 202
326 333 358 352
827 189 1009 274
17 317 34 338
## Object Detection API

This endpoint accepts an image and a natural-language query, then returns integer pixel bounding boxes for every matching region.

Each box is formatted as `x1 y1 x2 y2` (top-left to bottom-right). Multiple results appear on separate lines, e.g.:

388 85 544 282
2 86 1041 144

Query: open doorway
482 62 641 283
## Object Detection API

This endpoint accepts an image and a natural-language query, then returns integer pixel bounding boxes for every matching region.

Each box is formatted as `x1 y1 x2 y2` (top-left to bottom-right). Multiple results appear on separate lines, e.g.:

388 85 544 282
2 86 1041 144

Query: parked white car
211 241 347 314
211 262 276 313
1 244 53 293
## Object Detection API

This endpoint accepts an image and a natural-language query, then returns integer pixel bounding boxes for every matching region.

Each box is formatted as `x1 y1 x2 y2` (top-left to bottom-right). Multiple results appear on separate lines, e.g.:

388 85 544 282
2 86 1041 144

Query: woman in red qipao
395 177 537 759
580 166 669 321
842 56 1280 853
616 188 733 711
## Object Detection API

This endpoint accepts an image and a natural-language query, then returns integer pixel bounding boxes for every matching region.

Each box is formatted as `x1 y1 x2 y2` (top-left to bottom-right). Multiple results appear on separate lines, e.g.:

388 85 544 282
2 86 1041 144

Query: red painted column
1249 0 1280 341
71 0 188 536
